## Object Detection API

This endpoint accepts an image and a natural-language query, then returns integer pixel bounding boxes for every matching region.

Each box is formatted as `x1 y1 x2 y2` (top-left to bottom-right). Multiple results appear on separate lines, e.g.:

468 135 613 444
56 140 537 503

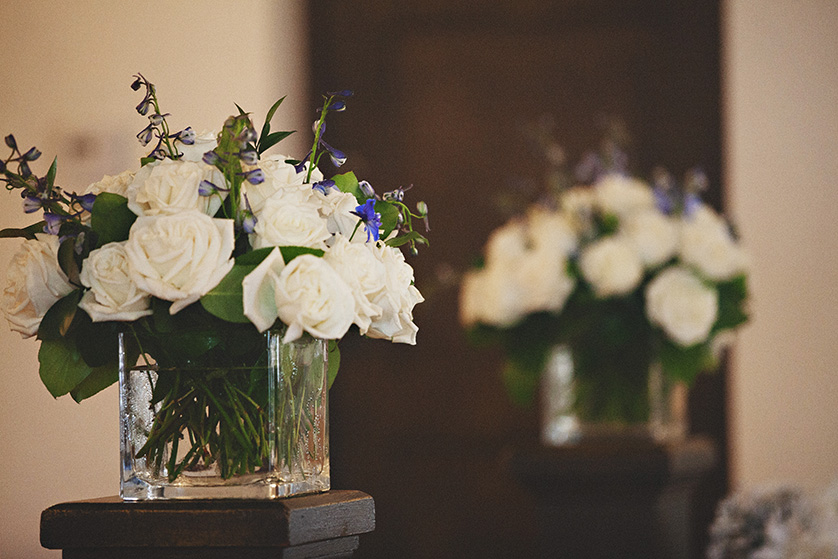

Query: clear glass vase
540 345 687 446
119 328 330 500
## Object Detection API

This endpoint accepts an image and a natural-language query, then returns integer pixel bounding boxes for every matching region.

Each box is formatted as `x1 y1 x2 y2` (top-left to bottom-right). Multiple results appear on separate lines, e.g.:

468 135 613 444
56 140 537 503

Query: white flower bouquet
1 75 428 481
460 140 747 421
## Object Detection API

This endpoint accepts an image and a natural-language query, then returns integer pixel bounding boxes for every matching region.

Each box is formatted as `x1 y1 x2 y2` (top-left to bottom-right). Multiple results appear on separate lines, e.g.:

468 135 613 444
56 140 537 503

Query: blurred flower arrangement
460 125 748 423
707 484 838 559
0 75 428 481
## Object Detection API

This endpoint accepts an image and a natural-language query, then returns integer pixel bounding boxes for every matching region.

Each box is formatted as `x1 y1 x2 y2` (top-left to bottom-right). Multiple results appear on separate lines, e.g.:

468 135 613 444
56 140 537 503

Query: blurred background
1 1 836 558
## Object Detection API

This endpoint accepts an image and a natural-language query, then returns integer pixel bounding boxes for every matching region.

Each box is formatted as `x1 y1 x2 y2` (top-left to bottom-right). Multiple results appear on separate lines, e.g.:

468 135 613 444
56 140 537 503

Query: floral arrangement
1 74 429 403
460 136 748 419
707 484 838 559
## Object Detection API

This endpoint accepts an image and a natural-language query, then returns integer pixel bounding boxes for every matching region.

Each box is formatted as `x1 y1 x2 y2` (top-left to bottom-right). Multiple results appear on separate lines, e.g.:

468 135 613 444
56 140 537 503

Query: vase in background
540 345 687 446
119 328 329 500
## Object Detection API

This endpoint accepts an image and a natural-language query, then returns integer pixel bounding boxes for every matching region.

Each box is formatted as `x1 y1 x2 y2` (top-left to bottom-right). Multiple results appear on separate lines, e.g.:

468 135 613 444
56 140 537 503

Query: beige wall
0 2 308 557
724 0 838 492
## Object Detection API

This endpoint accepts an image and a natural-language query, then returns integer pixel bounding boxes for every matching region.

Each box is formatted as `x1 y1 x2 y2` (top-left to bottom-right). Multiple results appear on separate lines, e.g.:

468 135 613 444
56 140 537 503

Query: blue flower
351 199 382 242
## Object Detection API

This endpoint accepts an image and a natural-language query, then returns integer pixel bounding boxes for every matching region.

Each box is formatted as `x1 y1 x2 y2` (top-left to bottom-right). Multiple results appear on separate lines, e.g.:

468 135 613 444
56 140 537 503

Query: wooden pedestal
509 436 716 559
40 490 375 559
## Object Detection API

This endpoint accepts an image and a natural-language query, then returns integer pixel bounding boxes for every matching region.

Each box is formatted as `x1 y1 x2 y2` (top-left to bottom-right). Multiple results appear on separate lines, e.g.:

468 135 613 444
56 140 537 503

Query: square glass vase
119 329 330 500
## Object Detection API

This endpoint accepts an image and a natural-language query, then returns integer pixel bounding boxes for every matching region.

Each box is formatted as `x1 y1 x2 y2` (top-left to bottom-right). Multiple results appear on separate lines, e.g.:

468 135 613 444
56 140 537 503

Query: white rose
646 266 718 347
124 211 235 314
579 236 643 297
2 234 74 338
175 130 218 162
365 244 424 344
323 235 386 332
560 185 597 232
526 207 577 256
519 249 575 315
484 219 528 267
78 242 152 322
84 170 135 197
458 265 526 327
244 154 323 214
316 191 362 240
273 254 355 342
680 206 748 281
622 209 679 268
251 197 331 250
126 159 227 217
594 173 656 218
242 247 287 332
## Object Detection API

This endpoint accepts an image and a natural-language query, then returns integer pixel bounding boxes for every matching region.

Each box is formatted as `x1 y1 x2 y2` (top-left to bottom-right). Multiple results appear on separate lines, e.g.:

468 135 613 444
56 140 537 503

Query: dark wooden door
309 2 724 557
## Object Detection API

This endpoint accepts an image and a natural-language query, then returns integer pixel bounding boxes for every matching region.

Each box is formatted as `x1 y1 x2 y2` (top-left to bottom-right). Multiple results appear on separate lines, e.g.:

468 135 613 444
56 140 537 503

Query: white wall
0 2 308 557
724 0 838 492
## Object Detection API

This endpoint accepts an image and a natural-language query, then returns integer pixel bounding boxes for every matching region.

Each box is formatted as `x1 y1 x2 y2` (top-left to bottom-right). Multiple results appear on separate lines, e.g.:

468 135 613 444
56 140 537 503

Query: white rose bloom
560 185 597 232
622 209 679 268
250 196 331 250
78 242 152 322
1 234 74 338
241 247 287 332
365 244 424 344
519 249 575 315
175 130 217 162
594 173 655 218
244 154 323 214
458 265 526 327
316 191 362 240
124 211 235 314
273 254 355 342
84 170 135 197
323 235 386 332
680 205 748 281
579 236 643 297
646 266 718 347
526 207 578 256
484 219 528 267
126 159 227 218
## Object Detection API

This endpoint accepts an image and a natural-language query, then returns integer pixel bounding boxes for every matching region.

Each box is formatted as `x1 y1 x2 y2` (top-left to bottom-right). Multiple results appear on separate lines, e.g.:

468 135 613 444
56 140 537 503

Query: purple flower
351 199 381 242
43 213 62 235
319 139 346 167
241 169 265 185
358 180 376 199
312 179 337 195
203 151 225 166
71 193 97 212
22 196 42 213
239 149 258 166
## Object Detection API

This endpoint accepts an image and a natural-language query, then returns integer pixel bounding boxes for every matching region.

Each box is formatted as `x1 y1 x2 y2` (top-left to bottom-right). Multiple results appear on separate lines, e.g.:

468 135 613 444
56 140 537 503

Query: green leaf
235 103 249 117
715 274 749 331
37 290 82 341
91 193 136 246
234 246 275 266
262 96 285 136
57 237 81 285
0 222 45 240
70 363 118 402
502 360 541 407
258 131 294 154
384 230 429 248
140 156 156 167
279 245 324 262
376 201 400 239
200 263 257 323
332 171 362 201
38 338 92 398
659 339 715 385
45 156 58 190
327 340 340 389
